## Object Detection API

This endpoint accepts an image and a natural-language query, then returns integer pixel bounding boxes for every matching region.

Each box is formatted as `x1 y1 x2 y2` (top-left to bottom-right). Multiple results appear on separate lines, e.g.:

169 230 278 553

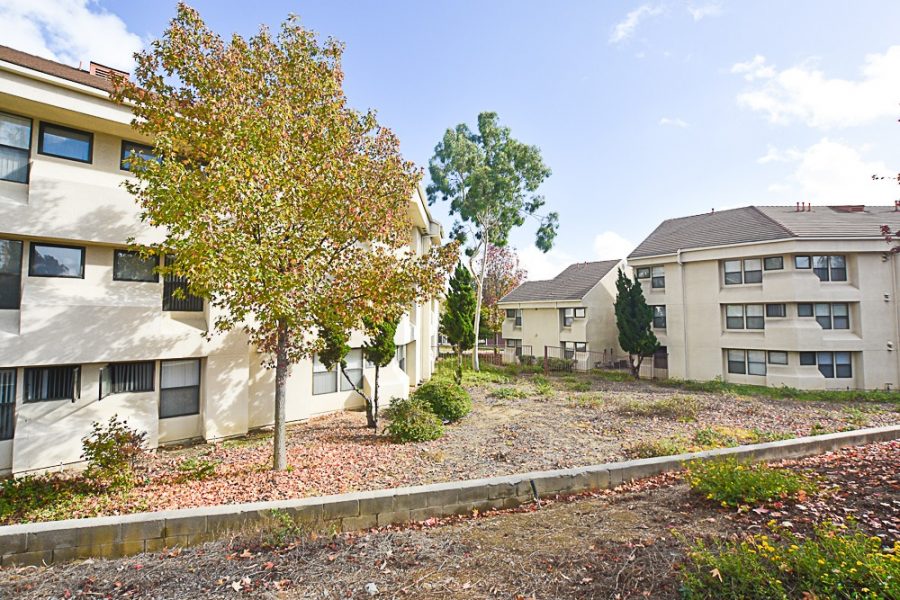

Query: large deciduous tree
440 263 477 384
427 112 557 371
112 3 456 470
613 269 659 378
476 244 527 348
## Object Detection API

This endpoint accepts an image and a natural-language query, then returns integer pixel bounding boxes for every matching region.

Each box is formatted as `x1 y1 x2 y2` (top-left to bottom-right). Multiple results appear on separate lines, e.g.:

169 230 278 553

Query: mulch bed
0 440 897 599
5 372 898 523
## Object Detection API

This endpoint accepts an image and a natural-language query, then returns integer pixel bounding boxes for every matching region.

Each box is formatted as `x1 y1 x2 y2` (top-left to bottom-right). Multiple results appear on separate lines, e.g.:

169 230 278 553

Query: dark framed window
726 350 746 374
0 239 23 309
561 308 575 327
574 342 587 352
652 305 666 329
507 309 522 327
799 352 816 366
506 338 522 356
312 353 337 395
159 359 200 418
816 352 834 378
395 344 407 373
636 267 651 279
162 256 203 311
835 352 852 378
743 259 762 284
505 309 517 318
725 305 744 329
747 350 766 375
725 304 764 329
120 140 157 172
795 255 811 269
0 111 32 183
812 303 849 330
812 255 847 282
653 346 668 369
24 366 80 402
340 349 363 392
763 256 784 270
0 368 15 441
38 122 93 163
767 351 788 365
797 303 814 317
651 266 665 289
765 303 786 318
114 250 159 282
745 304 764 329
100 361 155 399
574 307 586 318
29 243 85 278
724 260 743 285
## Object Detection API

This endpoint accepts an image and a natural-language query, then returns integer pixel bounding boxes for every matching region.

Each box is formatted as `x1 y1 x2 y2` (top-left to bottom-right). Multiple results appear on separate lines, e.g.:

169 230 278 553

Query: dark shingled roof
500 260 621 303
629 205 900 258
0 45 117 93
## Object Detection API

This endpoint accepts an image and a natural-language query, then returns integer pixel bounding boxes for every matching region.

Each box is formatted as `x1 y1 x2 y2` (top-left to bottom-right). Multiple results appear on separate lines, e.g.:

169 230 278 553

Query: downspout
677 248 689 378
892 252 900 390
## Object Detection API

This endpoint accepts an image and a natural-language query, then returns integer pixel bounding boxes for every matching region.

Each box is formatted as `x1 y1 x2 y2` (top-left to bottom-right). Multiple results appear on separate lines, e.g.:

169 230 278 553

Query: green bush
81 416 147 489
624 438 688 458
176 456 218 482
687 458 817 508
680 521 900 599
413 379 472 422
383 397 444 443
546 357 576 371
490 385 529 400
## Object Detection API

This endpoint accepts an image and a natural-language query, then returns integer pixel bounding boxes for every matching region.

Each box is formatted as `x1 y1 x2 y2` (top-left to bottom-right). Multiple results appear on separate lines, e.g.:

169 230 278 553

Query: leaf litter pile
1 440 897 599
14 372 897 524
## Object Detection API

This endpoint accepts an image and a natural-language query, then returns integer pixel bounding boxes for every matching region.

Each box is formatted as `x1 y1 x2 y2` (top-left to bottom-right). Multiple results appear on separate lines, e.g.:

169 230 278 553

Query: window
505 309 516 318
120 141 157 172
795 256 811 269
724 260 742 285
743 259 762 284
765 303 786 318
160 359 200 418
24 366 80 402
562 341 587 359
0 239 23 309
725 304 764 329
723 259 763 285
816 352 834 378
101 361 155 398
312 353 337 395
38 122 93 163
799 352 816 366
507 309 522 327
652 305 666 329
764 256 784 270
0 368 15 441
340 349 363 392
811 255 847 282
727 350 746 374
747 350 767 375
162 256 203 311
0 111 32 183
834 352 852 378
636 267 651 279
561 307 585 327
29 243 85 278
506 338 522 356
806 303 850 330
797 351 852 378
574 307 586 318
726 350 766 376
114 250 159 282
768 351 788 365
574 342 587 352
653 346 668 369
651 266 665 289
395 344 407 372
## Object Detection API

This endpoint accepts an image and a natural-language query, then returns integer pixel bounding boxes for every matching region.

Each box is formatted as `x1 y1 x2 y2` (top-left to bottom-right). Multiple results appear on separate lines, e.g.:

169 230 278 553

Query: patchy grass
490 386 530 399
617 394 702 421
658 378 900 405
681 521 900 599
624 438 689 459
686 457 817 508
566 393 605 409
591 369 635 382
624 427 796 459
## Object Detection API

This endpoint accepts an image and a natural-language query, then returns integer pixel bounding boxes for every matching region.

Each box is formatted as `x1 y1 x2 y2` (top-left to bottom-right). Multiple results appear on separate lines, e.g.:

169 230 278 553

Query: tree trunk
273 319 289 471
340 368 375 429
371 365 380 430
472 231 489 372
455 346 463 385
630 355 642 379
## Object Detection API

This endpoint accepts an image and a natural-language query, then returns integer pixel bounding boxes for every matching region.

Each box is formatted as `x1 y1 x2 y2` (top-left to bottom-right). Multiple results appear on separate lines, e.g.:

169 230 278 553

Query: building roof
0 45 117 93
629 204 900 259
499 260 621 303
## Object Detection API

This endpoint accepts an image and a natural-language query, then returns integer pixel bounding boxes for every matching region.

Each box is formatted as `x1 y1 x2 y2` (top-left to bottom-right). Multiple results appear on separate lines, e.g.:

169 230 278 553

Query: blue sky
3 1 900 278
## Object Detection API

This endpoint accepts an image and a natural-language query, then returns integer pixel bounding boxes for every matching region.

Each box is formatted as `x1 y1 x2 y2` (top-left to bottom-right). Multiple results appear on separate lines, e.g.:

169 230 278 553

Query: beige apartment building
497 260 627 364
627 204 900 391
0 45 443 475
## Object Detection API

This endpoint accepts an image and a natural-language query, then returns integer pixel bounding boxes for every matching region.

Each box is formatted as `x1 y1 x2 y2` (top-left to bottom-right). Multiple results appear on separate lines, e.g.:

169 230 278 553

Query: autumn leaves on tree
112 3 456 470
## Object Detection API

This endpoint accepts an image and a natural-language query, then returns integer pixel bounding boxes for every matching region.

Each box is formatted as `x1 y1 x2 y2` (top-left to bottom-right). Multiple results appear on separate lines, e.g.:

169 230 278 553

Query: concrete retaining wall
2 425 898 566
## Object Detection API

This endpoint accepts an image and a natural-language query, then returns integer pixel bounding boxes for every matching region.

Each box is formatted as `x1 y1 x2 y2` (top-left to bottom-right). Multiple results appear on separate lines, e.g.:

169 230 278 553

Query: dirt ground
6 371 898 524
1 440 897 599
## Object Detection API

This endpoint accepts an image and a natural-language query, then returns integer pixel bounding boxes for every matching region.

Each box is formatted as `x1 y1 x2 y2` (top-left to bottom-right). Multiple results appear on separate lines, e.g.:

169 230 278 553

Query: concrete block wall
1 425 898 566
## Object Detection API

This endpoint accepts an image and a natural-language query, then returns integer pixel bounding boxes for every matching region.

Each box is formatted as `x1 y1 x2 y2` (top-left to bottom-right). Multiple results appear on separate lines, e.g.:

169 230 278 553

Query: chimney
88 61 129 82
895 200 899 211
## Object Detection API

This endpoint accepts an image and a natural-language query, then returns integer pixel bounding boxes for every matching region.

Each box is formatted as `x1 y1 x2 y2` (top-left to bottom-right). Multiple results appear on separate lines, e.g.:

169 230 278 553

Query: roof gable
500 260 621 303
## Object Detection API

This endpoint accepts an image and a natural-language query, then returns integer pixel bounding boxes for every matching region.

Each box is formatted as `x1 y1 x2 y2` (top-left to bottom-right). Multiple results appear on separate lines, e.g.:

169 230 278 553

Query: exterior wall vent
88 62 129 82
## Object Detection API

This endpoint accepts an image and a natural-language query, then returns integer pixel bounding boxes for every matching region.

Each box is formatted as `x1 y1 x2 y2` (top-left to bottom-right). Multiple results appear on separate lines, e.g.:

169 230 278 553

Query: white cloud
756 144 802 164
733 46 900 128
659 116 690 128
730 55 776 81
687 3 722 21
765 139 896 205
516 246 576 281
593 231 633 260
0 0 144 71
609 4 664 45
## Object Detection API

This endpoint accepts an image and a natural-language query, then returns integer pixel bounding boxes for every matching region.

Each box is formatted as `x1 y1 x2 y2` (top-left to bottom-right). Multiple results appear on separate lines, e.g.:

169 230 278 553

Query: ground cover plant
686 457 818 508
